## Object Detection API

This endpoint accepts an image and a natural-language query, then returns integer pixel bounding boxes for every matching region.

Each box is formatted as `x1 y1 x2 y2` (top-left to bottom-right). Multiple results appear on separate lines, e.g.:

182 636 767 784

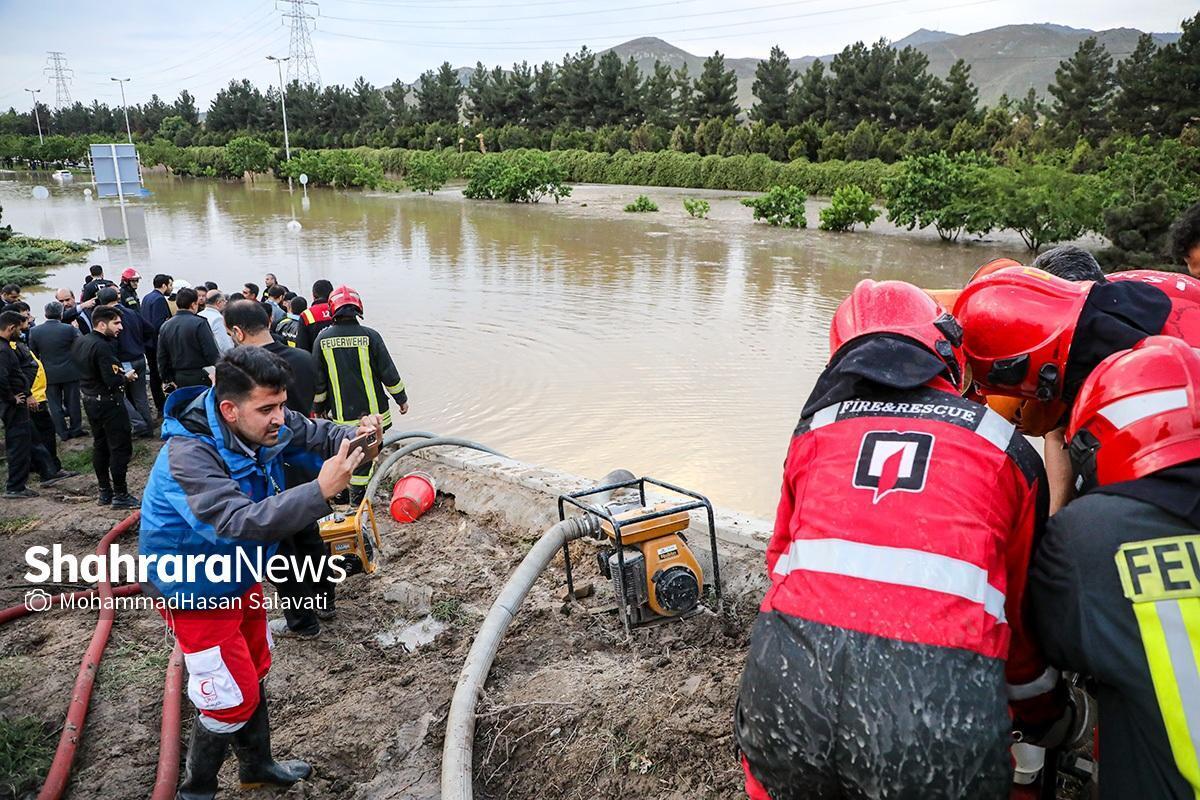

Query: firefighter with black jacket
313 285 407 502
1030 335 1200 800
735 280 1081 800
295 279 334 353
71 305 138 508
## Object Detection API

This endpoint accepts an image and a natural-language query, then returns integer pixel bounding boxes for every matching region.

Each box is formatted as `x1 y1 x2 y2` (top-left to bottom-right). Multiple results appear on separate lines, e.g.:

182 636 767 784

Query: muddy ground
0 437 754 800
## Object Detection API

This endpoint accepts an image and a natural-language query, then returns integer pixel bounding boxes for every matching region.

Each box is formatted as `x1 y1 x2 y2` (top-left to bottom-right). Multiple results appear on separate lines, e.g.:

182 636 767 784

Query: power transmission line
44 51 74 108
280 0 321 86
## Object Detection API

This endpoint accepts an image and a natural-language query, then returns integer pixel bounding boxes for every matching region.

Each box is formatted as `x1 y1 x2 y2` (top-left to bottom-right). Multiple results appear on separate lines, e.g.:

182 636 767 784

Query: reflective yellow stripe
385 379 405 395
358 342 379 416
1131 598 1200 797
321 343 344 424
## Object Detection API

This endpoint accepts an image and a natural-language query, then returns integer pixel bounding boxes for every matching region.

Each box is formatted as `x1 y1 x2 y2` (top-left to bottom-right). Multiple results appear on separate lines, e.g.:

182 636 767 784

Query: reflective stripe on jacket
763 384 1057 722
312 320 406 426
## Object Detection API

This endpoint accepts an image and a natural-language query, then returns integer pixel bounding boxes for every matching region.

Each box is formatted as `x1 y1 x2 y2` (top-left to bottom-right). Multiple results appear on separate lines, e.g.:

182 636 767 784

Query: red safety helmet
953 266 1090 402
830 279 966 389
121 267 141 281
1109 269 1200 344
969 257 1024 283
1067 336 1200 490
328 285 364 318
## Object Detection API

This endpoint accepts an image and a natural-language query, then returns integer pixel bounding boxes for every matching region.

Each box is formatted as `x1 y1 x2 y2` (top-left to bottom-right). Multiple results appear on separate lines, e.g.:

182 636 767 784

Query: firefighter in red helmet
954 265 1194 510
312 285 408 504
735 279 1077 800
1030 335 1200 800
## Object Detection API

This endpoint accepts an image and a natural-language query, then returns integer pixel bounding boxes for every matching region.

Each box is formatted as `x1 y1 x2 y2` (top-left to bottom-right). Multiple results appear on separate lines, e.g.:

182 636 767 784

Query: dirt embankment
0 438 754 800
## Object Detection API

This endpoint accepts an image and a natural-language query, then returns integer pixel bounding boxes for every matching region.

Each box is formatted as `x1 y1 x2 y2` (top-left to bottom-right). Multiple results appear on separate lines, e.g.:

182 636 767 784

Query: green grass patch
97 636 173 698
0 516 38 536
431 597 465 625
0 714 54 798
58 448 92 474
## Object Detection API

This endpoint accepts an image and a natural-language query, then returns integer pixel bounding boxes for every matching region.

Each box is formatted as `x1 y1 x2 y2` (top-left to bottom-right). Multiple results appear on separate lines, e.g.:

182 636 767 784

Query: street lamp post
24 89 43 144
266 56 293 190
110 77 132 144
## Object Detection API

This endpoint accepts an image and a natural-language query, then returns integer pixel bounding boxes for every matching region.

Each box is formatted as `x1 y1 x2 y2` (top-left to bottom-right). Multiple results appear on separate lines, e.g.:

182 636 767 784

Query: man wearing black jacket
71 306 138 508
156 287 219 390
30 301 85 440
81 265 114 303
97 287 153 436
0 312 37 498
140 273 173 415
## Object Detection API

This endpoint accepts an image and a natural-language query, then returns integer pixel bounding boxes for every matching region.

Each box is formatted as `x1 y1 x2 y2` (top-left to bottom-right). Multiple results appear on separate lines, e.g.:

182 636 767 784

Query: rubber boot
233 683 311 789
177 718 231 800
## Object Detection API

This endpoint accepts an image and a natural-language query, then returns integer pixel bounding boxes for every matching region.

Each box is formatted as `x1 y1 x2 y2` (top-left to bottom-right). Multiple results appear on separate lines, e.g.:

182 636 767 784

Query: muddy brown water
1 171 1036 519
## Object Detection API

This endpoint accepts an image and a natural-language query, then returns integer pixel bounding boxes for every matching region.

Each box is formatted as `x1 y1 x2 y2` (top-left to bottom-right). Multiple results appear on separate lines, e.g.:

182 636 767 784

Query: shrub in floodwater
683 197 710 218
624 195 658 213
742 185 808 228
463 150 571 203
818 185 881 232
405 151 451 195
223 136 275 177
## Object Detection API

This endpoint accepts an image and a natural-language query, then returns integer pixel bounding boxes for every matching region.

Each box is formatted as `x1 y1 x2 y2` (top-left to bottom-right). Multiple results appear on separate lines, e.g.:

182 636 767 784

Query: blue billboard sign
89 143 148 198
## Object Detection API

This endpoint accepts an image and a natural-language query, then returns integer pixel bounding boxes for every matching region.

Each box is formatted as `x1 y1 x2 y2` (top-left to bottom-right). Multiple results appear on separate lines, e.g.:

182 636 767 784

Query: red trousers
160 584 273 728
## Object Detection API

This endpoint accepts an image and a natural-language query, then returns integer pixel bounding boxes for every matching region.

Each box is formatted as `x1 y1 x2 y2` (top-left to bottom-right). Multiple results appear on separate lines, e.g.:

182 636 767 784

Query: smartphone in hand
347 430 379 460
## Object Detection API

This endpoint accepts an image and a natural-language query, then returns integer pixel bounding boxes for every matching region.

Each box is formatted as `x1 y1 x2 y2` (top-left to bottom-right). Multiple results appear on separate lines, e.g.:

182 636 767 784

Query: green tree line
2 14 1195 153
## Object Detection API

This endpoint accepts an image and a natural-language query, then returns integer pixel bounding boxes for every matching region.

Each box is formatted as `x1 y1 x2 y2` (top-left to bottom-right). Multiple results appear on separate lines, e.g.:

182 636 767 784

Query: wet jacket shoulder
137 385 355 603
1030 491 1200 800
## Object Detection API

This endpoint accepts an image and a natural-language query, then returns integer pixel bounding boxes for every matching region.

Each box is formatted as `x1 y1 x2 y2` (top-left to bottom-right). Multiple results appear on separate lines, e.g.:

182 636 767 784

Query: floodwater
0 171 1032 519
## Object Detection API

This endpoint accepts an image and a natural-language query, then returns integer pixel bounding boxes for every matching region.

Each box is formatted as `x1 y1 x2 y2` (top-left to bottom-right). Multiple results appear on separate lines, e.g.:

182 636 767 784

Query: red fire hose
0 511 185 800
150 643 184 800
35 512 141 800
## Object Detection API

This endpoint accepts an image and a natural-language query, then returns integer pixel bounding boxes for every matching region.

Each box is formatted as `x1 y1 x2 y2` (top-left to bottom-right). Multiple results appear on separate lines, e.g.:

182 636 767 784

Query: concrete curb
381 444 773 598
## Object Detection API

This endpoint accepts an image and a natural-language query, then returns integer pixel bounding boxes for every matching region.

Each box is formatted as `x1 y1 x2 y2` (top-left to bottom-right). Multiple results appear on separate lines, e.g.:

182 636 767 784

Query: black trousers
31 404 61 476
272 522 333 633
735 611 1011 800
145 348 166 414
2 401 32 492
46 381 84 439
82 394 132 493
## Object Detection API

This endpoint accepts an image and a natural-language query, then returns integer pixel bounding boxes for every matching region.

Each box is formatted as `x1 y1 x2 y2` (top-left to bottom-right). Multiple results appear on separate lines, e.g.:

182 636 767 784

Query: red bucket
390 472 436 523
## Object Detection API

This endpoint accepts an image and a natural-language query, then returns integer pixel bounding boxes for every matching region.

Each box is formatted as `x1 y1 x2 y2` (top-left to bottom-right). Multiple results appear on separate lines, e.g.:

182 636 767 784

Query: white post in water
24 89 44 145
267 55 293 191
111 78 132 144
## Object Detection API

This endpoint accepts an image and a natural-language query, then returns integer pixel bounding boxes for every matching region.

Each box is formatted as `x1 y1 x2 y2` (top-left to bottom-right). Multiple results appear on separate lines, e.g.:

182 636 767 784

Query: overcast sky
0 0 1193 110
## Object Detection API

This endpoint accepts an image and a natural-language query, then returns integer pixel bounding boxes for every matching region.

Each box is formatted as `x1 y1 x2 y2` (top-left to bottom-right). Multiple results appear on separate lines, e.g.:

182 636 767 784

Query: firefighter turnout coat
312 319 407 427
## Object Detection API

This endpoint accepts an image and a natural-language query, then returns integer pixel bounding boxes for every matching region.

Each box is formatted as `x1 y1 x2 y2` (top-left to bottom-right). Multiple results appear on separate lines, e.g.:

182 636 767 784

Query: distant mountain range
452 23 1182 112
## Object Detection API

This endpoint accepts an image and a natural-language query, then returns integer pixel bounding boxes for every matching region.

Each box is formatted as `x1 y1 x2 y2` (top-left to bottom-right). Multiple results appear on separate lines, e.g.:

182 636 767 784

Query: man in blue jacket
139 346 379 799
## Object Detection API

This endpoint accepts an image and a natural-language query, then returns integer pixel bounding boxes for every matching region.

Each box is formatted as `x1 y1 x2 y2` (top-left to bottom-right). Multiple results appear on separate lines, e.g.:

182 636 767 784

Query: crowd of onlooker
0 268 311 504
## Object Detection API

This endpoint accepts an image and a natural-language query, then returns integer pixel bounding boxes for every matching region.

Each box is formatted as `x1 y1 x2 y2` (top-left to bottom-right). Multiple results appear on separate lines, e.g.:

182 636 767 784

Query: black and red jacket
762 377 1063 725
295 301 333 353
